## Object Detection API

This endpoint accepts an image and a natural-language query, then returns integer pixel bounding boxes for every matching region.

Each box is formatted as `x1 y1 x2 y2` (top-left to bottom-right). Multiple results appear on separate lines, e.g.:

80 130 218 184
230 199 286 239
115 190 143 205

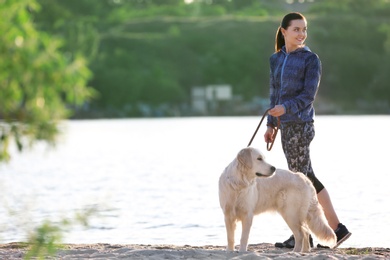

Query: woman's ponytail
275 26 284 52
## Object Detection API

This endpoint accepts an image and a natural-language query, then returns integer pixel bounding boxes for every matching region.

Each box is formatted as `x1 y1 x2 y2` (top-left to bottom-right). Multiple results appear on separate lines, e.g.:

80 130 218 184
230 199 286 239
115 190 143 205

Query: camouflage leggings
281 122 324 193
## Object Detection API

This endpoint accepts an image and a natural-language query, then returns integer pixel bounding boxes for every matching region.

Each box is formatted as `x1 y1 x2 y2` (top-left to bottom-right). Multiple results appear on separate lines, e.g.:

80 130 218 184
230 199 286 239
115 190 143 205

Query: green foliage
0 0 95 162
22 206 98 259
88 16 275 116
308 0 390 112
24 220 62 260
52 0 389 116
343 247 374 255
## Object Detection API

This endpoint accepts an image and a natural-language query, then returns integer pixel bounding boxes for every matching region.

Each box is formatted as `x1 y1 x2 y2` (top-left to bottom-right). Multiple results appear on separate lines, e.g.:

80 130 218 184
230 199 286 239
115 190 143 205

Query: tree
308 0 390 111
0 0 95 162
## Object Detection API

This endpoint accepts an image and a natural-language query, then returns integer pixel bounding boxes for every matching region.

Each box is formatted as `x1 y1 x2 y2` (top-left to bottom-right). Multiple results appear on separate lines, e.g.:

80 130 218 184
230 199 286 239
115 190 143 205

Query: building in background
191 85 232 115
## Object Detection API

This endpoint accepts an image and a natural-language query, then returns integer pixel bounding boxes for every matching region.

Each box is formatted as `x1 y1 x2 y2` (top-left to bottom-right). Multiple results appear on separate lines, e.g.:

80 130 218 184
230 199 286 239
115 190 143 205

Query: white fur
218 147 336 252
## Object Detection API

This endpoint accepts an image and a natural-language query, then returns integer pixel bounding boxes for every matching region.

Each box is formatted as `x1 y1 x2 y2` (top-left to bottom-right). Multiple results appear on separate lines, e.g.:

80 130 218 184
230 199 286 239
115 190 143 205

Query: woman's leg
317 188 339 230
282 123 338 227
278 123 351 248
317 187 352 248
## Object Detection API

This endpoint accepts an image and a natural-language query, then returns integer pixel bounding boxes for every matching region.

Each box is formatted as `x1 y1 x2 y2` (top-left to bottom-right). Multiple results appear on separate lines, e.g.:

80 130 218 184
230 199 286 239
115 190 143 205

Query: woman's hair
275 12 306 52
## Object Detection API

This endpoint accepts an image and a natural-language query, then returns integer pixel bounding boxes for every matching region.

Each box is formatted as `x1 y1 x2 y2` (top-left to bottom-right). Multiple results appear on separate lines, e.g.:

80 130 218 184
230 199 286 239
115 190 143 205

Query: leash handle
247 108 280 151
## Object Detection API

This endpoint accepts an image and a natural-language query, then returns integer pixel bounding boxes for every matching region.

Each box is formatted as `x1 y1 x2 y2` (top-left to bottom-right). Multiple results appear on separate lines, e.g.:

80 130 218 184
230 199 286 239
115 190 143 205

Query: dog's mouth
256 166 276 177
256 172 274 177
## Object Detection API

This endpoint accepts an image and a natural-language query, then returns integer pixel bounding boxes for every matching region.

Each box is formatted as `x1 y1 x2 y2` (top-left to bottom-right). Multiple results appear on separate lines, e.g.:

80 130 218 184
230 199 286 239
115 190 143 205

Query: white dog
218 147 336 252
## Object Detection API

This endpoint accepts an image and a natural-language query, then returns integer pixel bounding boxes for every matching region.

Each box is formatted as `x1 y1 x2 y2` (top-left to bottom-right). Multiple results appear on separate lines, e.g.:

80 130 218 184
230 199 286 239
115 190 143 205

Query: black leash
247 108 280 151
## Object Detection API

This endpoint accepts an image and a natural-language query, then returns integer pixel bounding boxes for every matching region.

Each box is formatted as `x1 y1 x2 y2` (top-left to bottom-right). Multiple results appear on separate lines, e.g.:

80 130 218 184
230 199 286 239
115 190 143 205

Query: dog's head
237 147 276 178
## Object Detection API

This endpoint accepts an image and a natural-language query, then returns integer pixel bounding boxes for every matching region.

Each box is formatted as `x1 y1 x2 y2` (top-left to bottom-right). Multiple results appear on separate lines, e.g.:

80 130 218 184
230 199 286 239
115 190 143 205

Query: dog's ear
237 148 252 169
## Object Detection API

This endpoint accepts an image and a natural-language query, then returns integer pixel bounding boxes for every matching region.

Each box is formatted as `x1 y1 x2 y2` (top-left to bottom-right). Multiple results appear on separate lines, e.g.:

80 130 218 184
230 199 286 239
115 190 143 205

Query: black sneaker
275 234 313 248
335 223 352 248
317 223 352 249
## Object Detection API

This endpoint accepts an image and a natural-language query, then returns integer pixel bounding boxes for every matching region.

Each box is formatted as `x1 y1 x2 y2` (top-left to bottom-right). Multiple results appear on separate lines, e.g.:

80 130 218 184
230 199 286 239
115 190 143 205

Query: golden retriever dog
218 147 336 253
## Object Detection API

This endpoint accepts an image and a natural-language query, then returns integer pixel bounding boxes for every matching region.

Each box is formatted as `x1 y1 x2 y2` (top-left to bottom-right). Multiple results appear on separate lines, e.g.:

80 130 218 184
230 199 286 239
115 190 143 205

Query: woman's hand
264 127 275 143
268 105 285 117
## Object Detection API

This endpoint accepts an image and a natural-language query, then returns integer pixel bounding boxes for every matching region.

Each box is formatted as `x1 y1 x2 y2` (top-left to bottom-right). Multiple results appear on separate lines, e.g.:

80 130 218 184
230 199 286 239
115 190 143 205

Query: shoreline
1 243 389 259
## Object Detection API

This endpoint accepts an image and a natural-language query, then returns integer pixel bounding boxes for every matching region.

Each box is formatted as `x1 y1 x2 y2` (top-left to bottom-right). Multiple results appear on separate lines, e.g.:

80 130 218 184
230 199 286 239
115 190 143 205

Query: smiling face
281 19 307 52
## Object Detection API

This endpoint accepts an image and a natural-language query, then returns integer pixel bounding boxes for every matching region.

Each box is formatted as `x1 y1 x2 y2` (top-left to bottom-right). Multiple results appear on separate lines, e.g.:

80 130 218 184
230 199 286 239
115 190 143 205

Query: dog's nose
271 166 276 172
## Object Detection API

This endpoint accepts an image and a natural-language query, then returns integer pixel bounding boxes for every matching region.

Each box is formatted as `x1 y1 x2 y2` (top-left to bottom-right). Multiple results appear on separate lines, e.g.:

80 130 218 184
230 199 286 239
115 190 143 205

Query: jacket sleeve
283 54 321 115
267 57 277 127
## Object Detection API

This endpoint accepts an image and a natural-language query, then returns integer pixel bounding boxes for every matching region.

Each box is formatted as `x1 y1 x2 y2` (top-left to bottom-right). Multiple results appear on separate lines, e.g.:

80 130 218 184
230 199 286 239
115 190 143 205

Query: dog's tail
307 198 337 248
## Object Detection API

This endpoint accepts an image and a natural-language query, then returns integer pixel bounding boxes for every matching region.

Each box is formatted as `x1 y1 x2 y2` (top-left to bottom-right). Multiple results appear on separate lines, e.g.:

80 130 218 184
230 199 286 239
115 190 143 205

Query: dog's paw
238 247 248 253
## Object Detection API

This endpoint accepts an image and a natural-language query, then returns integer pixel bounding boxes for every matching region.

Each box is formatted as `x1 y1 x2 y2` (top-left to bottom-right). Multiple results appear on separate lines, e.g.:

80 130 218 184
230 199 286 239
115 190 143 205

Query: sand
1 243 389 259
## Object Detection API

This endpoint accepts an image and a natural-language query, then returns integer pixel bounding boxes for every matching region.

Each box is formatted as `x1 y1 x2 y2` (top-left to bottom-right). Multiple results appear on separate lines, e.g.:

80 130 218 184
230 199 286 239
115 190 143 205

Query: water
0 116 389 248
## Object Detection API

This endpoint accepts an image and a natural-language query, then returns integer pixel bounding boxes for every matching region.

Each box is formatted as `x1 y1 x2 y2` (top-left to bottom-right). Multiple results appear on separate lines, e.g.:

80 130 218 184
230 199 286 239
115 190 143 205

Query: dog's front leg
292 229 306 253
301 230 311 252
224 216 236 251
239 214 253 252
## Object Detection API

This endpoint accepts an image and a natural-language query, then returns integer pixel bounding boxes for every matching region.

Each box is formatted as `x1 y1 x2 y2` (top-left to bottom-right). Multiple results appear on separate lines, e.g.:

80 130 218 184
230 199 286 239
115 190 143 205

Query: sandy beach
1 243 389 259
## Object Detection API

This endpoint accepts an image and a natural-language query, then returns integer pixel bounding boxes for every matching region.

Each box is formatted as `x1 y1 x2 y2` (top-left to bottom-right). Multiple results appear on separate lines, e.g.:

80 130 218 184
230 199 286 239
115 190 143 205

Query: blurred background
2 0 390 157
0 0 390 160
2 1 390 120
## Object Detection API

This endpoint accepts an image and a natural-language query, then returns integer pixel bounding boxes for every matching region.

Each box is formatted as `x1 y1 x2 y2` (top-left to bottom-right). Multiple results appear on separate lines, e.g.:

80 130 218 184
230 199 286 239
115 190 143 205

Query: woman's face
281 19 307 51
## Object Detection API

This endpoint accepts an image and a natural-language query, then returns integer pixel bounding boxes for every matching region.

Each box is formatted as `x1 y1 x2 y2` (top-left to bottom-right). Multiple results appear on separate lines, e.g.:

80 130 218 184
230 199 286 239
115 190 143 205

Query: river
0 115 389 248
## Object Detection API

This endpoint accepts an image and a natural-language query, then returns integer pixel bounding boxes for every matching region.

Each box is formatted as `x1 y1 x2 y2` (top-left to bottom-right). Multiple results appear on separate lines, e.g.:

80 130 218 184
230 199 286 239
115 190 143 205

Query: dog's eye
257 157 263 161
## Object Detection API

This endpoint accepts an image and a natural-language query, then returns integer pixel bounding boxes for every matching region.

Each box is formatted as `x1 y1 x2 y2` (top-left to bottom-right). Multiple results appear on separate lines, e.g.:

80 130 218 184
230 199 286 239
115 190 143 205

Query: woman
264 12 351 249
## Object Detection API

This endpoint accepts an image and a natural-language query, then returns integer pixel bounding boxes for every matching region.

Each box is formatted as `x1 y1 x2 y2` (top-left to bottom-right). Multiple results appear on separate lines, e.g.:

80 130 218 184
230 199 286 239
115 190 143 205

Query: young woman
264 12 351 249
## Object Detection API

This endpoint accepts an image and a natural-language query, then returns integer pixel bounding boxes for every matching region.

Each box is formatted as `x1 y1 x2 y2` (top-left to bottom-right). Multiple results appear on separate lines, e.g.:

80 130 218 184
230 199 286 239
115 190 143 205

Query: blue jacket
267 46 321 127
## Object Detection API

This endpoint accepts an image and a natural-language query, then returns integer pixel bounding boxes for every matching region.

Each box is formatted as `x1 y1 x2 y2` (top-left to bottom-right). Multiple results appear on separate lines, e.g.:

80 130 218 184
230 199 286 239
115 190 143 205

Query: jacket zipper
278 52 289 105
